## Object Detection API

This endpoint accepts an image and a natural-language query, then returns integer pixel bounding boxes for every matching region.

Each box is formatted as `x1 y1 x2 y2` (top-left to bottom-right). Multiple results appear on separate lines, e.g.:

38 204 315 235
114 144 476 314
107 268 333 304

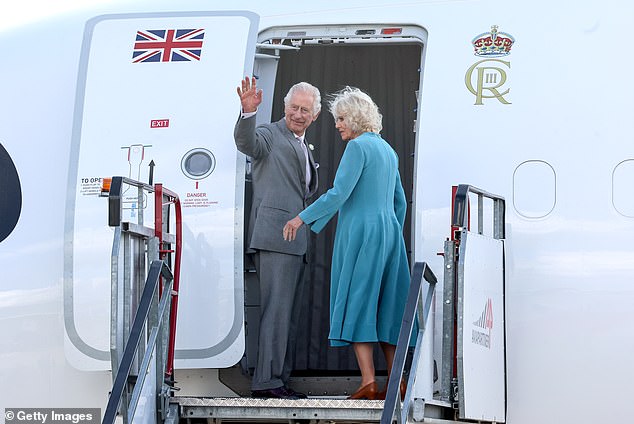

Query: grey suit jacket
234 116 319 255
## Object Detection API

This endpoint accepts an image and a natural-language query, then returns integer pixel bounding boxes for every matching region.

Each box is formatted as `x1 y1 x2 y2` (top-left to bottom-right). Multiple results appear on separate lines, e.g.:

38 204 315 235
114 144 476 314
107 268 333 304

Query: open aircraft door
64 11 259 370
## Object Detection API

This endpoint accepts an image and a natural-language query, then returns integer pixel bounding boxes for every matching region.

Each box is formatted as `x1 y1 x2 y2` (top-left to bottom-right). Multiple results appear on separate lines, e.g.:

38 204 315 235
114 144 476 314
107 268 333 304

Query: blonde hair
328 86 382 134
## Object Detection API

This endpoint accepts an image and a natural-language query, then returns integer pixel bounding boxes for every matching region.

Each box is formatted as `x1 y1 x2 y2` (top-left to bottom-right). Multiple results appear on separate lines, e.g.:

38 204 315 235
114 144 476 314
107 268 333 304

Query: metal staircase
102 176 182 424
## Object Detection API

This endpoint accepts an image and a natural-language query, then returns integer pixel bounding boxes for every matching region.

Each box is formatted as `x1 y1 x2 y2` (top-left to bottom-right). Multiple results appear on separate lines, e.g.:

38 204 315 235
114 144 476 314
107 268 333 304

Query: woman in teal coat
283 87 411 400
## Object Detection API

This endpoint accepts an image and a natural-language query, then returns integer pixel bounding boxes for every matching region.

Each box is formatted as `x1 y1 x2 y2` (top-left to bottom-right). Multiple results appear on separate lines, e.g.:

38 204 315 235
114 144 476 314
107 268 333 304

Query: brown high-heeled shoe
376 378 407 401
347 381 378 400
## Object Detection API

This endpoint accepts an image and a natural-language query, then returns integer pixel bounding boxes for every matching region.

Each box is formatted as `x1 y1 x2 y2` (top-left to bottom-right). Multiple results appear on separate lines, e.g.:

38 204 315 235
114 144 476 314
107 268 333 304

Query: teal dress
299 132 411 347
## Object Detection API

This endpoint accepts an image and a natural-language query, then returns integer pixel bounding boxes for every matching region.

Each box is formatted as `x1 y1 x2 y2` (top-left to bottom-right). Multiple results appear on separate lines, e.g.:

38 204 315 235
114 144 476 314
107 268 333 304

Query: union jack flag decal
132 29 205 63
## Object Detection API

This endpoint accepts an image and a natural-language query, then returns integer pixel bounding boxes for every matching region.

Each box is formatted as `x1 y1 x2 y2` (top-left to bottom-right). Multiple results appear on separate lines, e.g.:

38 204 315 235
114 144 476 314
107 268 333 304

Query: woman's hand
283 216 304 241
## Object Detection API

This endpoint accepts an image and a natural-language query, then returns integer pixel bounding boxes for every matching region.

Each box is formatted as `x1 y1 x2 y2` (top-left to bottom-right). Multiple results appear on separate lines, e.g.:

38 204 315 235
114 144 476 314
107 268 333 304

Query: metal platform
175 396 385 423
174 396 456 424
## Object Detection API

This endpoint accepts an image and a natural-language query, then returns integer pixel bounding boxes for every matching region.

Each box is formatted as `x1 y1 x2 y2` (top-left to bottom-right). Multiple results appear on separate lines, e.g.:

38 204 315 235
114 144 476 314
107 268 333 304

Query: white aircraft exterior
1 1 633 423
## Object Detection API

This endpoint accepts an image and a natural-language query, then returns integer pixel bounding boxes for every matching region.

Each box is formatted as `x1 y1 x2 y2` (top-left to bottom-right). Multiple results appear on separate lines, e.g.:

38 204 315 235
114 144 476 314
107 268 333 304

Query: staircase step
174 396 385 422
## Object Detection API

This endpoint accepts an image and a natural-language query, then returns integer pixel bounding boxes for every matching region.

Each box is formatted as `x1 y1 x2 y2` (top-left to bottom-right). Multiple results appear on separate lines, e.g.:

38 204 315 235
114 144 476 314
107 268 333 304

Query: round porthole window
181 148 216 180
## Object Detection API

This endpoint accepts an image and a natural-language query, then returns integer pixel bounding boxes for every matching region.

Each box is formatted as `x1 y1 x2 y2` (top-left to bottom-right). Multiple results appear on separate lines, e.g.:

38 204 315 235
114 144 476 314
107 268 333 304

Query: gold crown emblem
472 25 515 57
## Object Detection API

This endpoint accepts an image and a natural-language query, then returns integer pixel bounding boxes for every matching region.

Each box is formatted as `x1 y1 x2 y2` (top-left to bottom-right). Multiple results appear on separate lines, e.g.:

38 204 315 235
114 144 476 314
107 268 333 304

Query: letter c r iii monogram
465 59 511 105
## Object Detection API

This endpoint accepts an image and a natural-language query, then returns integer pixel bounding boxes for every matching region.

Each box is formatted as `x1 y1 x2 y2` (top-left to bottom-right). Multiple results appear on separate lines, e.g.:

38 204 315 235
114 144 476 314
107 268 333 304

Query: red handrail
154 183 182 377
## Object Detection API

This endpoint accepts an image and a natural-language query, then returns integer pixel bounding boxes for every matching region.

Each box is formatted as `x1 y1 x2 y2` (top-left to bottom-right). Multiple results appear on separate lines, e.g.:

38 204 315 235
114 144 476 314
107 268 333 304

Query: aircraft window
513 160 556 218
612 159 634 217
0 142 22 243
181 148 216 180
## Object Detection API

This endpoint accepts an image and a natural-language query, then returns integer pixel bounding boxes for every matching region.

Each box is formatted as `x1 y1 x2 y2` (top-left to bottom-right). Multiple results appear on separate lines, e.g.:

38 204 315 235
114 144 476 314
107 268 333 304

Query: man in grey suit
234 77 321 399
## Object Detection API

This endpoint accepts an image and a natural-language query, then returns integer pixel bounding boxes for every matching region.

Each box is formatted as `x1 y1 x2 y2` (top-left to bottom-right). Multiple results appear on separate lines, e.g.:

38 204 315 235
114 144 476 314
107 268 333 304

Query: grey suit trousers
251 250 306 390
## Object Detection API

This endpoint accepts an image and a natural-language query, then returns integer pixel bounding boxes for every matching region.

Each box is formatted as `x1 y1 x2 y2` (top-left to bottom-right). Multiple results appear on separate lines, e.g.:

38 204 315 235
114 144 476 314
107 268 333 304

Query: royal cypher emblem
472 25 514 57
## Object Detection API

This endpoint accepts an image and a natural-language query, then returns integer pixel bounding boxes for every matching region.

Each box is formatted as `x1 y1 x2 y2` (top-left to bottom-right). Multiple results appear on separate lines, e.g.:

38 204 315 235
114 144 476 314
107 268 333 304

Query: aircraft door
269 40 422 373
64 11 259 370
239 25 424 385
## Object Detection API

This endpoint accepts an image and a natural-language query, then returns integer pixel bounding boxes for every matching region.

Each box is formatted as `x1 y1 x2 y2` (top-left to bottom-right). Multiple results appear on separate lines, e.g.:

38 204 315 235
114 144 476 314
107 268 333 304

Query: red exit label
150 119 170 128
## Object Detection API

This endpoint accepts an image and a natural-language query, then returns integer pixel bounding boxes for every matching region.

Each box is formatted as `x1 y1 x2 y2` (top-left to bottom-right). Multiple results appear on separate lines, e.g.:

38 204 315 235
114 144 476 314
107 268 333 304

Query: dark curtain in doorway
271 43 421 373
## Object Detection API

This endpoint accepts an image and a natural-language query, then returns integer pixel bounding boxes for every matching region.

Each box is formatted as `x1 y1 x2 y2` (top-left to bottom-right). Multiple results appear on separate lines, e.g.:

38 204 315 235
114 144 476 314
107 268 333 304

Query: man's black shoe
284 386 307 399
252 386 300 400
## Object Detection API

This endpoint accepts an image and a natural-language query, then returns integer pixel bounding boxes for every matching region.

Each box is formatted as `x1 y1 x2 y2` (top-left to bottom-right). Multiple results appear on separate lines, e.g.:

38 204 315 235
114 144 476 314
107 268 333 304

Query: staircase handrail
452 184 505 239
103 260 174 424
380 261 438 424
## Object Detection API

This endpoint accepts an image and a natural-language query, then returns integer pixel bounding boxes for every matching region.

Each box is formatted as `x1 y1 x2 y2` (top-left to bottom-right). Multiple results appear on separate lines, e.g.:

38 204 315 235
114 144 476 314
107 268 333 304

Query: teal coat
299 132 411 346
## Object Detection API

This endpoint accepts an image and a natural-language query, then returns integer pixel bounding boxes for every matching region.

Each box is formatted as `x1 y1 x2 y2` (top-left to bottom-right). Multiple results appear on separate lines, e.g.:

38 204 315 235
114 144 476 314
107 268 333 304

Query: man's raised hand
237 76 263 113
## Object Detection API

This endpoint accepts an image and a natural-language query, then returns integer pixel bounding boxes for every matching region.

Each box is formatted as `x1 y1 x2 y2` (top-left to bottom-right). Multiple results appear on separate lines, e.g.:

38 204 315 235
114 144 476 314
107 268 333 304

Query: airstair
102 176 182 424
102 183 506 424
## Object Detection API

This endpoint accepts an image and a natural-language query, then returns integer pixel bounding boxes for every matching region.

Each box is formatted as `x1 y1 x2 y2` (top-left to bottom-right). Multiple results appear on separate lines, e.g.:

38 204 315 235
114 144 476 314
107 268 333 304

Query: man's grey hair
284 82 322 115
329 86 382 134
